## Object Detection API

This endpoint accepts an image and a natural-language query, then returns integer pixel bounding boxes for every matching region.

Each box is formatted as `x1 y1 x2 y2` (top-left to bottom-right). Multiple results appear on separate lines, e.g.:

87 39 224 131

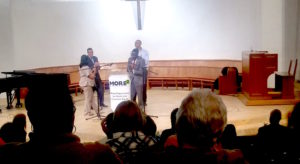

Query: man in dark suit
127 48 145 111
86 48 107 108
257 109 291 154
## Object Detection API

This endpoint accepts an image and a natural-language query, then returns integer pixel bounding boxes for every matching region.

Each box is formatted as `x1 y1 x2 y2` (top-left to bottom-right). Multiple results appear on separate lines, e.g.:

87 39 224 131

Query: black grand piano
0 70 36 110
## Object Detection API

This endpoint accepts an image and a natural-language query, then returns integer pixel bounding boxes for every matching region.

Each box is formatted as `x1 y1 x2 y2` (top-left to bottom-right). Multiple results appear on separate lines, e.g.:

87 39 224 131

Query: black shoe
101 104 108 107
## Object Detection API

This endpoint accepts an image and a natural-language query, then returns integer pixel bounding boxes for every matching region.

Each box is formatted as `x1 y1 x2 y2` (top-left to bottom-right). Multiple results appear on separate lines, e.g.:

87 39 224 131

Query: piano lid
2 70 36 76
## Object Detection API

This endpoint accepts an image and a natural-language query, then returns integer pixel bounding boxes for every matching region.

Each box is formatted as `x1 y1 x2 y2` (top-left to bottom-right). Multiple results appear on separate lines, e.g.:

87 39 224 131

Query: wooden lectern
242 51 278 99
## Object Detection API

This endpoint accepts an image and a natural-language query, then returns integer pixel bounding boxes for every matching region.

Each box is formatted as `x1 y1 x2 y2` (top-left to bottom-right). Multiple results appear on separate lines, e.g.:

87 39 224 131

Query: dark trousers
143 69 148 104
133 69 148 104
95 79 105 106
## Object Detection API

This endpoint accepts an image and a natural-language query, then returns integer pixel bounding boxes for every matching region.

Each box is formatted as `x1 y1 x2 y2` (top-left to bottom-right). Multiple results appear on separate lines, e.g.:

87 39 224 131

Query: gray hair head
176 89 227 148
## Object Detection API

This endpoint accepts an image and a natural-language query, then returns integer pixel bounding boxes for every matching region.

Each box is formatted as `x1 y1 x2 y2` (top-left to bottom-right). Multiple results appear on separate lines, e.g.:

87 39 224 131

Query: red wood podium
242 51 278 99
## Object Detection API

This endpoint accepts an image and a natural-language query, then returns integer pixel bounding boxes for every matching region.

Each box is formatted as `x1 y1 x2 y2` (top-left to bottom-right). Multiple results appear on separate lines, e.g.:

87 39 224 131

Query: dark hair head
289 102 300 129
221 67 229 76
131 48 139 58
0 123 15 143
112 100 145 132
269 109 281 125
13 114 26 129
171 108 178 130
80 54 88 68
25 74 75 135
87 48 93 52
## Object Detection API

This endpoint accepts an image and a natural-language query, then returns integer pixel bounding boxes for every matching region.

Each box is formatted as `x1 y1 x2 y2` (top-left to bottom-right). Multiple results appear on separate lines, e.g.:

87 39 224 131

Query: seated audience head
222 124 237 138
176 89 227 148
112 100 145 132
289 102 300 130
0 123 15 143
171 108 179 130
13 114 26 129
25 74 75 135
269 109 281 125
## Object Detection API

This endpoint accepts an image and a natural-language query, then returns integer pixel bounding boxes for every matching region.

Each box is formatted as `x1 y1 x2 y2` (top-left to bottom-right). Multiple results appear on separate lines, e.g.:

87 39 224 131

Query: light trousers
82 86 98 115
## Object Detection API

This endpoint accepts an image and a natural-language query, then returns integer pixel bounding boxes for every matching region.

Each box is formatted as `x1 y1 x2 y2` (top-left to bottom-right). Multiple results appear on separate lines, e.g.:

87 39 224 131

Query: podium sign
109 72 131 112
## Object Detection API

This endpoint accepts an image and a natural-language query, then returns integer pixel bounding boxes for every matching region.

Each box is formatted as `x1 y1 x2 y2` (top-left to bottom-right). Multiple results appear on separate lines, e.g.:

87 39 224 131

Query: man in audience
106 100 157 163
257 109 291 154
0 74 121 163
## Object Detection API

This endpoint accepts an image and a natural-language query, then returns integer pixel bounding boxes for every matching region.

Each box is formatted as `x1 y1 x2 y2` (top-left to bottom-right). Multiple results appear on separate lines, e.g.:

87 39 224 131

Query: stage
0 89 294 143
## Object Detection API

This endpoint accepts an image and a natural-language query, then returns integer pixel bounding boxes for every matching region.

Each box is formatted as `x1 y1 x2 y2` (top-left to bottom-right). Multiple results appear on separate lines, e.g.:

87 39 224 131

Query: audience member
0 123 15 144
221 124 238 149
288 102 300 153
12 114 27 142
0 114 27 144
160 108 178 148
156 89 244 163
0 74 121 163
257 109 291 153
106 100 157 163
101 109 157 140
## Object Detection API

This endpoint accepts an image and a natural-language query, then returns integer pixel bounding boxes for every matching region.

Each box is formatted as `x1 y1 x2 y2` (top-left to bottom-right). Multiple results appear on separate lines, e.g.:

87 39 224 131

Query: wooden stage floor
0 89 295 143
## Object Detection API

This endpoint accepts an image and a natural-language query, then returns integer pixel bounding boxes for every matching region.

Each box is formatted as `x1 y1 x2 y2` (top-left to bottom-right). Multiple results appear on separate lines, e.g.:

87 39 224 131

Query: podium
242 51 278 99
109 71 131 111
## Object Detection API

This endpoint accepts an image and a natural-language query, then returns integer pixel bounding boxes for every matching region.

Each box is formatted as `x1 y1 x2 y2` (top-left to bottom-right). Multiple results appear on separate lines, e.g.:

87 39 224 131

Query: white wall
10 0 263 70
283 0 300 79
297 1 300 80
0 0 13 76
261 0 284 71
3 0 298 75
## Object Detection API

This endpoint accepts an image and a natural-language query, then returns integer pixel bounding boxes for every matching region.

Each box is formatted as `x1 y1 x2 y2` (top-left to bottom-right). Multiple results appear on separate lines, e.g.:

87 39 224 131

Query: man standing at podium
86 48 108 108
128 48 145 111
135 40 149 106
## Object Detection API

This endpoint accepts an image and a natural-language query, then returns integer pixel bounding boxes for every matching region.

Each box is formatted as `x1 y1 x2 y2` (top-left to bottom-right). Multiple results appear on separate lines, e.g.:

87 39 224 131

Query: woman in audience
106 100 157 163
101 108 157 139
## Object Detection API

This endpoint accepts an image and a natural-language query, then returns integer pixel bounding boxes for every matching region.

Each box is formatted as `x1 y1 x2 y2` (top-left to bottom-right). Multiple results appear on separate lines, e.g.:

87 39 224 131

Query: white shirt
79 66 95 87
138 48 149 68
